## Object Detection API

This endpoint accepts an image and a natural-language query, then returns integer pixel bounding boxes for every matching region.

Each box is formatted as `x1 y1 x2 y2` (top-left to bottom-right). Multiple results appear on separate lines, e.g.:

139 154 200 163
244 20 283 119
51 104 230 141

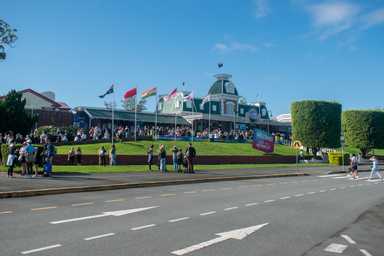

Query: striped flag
183 92 194 101
141 87 157 99
164 88 177 101
99 85 114 98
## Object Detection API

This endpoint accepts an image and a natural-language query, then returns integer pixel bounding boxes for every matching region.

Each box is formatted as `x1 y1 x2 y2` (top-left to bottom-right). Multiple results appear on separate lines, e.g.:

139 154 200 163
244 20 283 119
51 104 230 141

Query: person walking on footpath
159 144 167 173
350 154 359 180
185 143 196 173
6 143 16 177
67 147 76 165
368 156 383 181
147 145 154 171
172 145 178 172
98 146 107 166
109 144 117 165
75 147 82 165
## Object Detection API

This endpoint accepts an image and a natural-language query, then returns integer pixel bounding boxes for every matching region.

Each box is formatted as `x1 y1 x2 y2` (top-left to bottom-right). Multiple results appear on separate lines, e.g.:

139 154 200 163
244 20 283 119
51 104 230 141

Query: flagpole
208 98 211 136
191 98 194 142
155 93 158 140
134 93 137 141
112 86 115 145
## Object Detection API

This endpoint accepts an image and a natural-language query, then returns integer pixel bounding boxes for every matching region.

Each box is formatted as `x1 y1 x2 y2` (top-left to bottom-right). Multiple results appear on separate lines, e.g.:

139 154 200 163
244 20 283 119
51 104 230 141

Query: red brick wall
54 154 297 165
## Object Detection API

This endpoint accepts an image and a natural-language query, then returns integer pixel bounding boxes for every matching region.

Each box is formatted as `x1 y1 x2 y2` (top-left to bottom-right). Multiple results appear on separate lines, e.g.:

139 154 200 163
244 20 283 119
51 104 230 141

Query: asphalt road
1 173 383 256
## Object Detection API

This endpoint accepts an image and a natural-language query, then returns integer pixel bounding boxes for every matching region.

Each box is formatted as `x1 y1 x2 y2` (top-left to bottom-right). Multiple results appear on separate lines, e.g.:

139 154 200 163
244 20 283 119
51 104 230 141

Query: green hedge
342 110 384 156
291 100 342 149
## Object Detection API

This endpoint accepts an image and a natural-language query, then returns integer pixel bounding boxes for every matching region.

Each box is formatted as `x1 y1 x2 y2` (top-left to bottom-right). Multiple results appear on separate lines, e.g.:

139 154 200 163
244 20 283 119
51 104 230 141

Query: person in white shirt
368 156 383 181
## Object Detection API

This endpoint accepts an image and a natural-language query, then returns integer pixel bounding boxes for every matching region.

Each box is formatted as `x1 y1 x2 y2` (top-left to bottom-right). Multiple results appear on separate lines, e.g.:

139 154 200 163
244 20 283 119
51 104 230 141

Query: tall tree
342 110 384 157
0 19 18 60
291 100 342 156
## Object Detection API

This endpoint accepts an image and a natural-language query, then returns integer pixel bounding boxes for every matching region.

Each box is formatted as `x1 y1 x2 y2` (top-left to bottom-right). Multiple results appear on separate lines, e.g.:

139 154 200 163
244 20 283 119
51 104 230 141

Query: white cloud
253 0 270 18
307 2 360 40
213 41 259 53
361 8 384 29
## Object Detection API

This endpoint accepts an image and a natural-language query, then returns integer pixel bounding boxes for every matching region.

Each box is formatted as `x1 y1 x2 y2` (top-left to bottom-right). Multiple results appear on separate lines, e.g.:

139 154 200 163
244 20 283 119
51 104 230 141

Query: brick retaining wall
53 154 297 165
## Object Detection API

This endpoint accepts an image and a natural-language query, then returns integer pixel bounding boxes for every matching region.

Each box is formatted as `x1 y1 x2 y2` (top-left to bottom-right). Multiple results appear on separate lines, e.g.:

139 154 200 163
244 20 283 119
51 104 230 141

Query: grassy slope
56 140 298 156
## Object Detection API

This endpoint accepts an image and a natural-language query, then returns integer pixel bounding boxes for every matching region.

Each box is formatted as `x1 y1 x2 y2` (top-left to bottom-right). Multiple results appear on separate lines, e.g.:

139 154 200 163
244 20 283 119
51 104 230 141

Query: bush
291 100 342 154
342 110 384 157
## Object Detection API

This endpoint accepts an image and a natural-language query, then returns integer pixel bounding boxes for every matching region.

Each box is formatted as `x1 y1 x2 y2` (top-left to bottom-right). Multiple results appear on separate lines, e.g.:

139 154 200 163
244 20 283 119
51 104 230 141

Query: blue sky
1 0 384 116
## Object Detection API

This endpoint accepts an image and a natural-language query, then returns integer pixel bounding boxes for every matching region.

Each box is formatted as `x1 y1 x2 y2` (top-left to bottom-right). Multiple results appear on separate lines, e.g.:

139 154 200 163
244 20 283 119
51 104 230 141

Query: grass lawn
0 163 330 174
56 140 298 156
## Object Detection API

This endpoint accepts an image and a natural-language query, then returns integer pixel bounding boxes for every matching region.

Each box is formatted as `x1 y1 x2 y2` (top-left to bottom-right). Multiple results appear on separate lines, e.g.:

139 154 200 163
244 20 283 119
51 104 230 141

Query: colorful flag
218 62 223 68
99 84 114 98
141 87 157 99
183 92 194 101
123 87 137 100
164 88 177 101
201 95 209 105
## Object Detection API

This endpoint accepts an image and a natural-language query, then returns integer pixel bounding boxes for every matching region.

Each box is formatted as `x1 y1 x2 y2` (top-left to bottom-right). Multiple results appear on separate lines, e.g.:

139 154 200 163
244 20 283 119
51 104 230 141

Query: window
225 101 235 115
212 104 217 112
186 101 192 109
240 108 244 115
200 103 204 111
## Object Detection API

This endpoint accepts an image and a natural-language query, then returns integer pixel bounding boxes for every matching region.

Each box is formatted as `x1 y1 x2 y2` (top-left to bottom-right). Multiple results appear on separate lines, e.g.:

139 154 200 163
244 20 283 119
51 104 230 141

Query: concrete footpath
0 165 370 198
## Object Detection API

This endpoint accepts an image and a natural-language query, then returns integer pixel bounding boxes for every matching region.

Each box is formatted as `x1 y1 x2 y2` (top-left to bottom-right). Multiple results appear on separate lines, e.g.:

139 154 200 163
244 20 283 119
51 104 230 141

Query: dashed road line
0 210 13 214
360 249 373 256
280 196 291 200
105 198 125 203
220 187 233 191
21 244 62 255
264 200 275 203
168 217 190 223
183 191 197 194
319 190 327 193
131 224 157 231
318 174 343 178
199 211 216 216
294 194 304 197
31 206 58 211
245 202 259 207
330 188 337 191
340 234 356 244
224 206 239 211
71 202 94 207
307 192 316 195
201 189 216 192
84 233 115 241
160 193 176 197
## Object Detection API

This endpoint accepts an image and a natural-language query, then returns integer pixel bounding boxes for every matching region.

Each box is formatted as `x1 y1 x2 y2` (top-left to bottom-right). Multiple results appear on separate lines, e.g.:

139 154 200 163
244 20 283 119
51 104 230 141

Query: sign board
252 129 275 153
292 140 303 150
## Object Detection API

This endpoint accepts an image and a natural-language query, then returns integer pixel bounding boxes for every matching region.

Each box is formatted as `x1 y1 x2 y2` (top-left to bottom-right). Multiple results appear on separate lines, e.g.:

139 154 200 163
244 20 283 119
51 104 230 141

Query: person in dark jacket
147 145 154 171
185 143 196 173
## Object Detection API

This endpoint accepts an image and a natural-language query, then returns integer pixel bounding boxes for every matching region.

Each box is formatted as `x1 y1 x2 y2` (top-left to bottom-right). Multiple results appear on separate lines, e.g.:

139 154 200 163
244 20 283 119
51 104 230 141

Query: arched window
225 101 235 115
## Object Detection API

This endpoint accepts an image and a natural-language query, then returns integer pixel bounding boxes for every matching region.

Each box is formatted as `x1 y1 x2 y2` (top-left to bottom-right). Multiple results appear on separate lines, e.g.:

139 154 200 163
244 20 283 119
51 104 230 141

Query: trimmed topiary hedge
342 110 384 157
291 100 342 151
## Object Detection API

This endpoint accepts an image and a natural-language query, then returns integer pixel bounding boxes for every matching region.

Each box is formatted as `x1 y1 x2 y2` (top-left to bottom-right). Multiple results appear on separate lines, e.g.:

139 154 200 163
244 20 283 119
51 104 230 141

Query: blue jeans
173 157 178 172
160 158 166 172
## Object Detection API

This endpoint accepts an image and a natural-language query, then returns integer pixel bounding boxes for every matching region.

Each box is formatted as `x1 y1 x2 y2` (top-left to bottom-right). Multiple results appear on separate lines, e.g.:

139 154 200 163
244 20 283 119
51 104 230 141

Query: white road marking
200 211 216 216
340 234 356 244
31 206 58 211
366 179 380 183
220 187 233 191
324 243 348 253
71 202 94 207
135 196 153 199
171 223 269 255
360 249 373 256
319 190 326 193
161 193 176 197
318 174 343 178
21 244 62 254
280 196 291 200
183 191 197 194
169 217 190 223
307 192 316 195
294 194 304 197
0 210 13 214
131 224 156 231
224 207 239 211
105 198 125 203
201 189 216 192
333 176 350 179
50 206 159 224
84 233 115 241
264 200 275 203
330 188 337 191
245 202 259 207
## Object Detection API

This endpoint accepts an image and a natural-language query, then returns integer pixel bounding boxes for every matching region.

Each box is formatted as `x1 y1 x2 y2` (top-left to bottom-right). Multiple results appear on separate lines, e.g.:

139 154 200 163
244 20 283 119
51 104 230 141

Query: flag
164 88 177 101
99 85 114 98
200 95 209 108
218 62 223 68
183 92 194 101
123 87 137 100
141 87 157 99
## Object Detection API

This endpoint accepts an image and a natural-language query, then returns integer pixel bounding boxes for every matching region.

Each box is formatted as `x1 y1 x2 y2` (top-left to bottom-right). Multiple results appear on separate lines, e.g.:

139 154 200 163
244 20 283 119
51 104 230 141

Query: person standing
25 142 36 176
147 145 154 171
350 154 359 180
368 156 383 181
176 148 184 173
19 142 27 176
34 146 44 177
185 143 196 173
109 144 117 165
67 147 76 165
6 143 16 177
172 146 178 172
159 144 167 173
98 146 107 166
75 147 82 165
